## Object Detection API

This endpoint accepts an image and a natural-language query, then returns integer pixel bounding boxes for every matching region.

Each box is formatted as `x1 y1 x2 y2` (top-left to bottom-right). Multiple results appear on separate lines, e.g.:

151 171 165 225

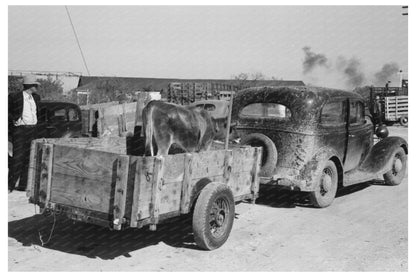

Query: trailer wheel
241 133 277 177
399 116 408 127
192 182 235 250
383 147 407 186
309 160 338 208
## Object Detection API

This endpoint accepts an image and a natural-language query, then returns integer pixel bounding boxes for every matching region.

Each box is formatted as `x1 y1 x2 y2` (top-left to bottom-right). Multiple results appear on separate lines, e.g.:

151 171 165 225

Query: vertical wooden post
130 158 143 227
113 155 130 230
395 97 398 120
149 156 165 231
224 90 234 150
180 154 193 214
97 107 103 137
26 141 38 199
88 108 94 133
250 147 262 204
39 143 53 211
223 150 233 186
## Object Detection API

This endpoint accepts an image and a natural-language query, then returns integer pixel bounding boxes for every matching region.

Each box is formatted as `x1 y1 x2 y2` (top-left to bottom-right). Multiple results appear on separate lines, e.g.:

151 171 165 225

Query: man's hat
23 75 40 86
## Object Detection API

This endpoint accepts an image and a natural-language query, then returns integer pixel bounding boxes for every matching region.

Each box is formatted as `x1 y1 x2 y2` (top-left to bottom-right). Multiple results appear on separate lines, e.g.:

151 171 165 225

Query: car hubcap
393 158 403 175
320 168 333 196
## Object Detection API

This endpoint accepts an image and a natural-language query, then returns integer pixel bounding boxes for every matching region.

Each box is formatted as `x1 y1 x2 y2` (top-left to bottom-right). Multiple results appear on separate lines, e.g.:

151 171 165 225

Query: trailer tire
399 116 408 127
192 182 235 250
383 147 407 186
241 133 277 177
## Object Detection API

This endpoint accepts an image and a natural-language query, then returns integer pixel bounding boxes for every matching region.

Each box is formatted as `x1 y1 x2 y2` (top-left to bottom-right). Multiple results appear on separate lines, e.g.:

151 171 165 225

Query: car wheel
399 116 408 127
192 182 235 250
383 147 407 186
240 133 277 177
310 160 338 208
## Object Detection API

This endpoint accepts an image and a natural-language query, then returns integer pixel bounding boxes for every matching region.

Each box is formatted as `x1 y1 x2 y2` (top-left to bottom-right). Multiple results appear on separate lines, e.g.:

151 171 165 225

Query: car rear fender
299 148 343 190
359 136 408 174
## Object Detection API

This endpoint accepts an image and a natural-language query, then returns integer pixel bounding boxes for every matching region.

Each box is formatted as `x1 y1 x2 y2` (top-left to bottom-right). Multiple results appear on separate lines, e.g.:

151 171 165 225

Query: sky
8 5 408 89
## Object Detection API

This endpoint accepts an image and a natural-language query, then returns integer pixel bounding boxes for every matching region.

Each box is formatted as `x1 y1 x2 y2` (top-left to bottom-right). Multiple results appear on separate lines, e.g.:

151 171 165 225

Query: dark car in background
232 86 407 208
37 101 83 138
9 101 83 166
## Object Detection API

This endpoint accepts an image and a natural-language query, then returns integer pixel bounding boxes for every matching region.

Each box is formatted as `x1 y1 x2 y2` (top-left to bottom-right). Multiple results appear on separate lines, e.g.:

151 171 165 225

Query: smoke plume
302 46 329 74
336 56 365 88
374 62 400 86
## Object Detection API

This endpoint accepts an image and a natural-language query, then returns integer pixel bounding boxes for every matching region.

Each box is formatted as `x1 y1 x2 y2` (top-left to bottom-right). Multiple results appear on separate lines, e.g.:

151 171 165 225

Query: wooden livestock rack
167 82 242 105
80 102 137 137
26 137 262 250
384 95 408 125
369 86 409 126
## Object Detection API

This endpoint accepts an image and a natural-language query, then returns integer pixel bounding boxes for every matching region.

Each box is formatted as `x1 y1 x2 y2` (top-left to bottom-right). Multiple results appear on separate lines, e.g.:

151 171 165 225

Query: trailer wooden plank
163 154 186 183
136 158 155 221
50 145 125 213
159 181 182 214
27 141 42 203
129 156 143 227
50 173 113 212
149 156 165 230
38 137 127 154
39 144 53 209
190 150 226 179
231 147 257 173
112 155 130 230
223 150 233 185
180 153 193 214
250 147 262 203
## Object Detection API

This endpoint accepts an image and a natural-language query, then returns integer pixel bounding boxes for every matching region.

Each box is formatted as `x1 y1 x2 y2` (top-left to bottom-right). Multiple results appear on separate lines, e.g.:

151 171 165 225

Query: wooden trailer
26 137 262 250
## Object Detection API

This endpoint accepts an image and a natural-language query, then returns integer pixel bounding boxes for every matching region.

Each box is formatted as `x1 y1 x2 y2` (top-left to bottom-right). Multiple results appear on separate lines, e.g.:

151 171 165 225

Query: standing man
8 75 41 192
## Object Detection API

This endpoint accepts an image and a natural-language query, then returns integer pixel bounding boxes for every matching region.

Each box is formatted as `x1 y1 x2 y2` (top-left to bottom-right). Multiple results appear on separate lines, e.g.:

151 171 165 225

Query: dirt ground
8 126 408 271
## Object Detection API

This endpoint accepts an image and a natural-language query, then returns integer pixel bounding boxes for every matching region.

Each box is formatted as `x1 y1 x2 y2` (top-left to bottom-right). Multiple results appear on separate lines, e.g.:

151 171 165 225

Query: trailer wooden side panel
50 145 129 214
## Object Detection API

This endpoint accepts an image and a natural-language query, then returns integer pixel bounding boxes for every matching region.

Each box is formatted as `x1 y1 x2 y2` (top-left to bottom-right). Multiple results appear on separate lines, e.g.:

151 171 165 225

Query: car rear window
239 103 291 119
50 109 67 122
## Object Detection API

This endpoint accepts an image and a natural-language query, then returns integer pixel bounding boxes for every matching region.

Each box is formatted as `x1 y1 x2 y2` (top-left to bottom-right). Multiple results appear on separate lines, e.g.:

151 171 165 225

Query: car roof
234 86 362 104
232 86 363 121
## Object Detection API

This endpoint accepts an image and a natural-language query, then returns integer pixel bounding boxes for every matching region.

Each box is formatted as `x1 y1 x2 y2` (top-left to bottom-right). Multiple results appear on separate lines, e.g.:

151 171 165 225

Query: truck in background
369 79 408 127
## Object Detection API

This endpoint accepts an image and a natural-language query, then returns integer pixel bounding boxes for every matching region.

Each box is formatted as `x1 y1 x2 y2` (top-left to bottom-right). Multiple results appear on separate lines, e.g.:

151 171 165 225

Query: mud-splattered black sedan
232 86 407 208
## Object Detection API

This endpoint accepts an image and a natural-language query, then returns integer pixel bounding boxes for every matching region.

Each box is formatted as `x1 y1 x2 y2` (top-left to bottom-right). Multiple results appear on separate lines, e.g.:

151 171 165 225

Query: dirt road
8 126 408 271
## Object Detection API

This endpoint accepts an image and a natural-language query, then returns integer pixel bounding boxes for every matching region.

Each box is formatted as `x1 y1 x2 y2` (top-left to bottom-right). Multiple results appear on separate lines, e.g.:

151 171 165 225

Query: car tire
383 147 407 186
399 116 408 127
309 160 338 208
240 133 277 177
192 182 235 250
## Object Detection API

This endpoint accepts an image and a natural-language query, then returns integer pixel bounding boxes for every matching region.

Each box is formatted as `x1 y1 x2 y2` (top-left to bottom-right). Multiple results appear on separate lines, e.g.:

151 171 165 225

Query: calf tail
143 102 155 156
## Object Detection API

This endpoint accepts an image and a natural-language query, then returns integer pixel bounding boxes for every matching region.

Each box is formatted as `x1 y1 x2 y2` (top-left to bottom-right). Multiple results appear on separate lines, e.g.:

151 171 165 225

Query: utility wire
65 6 91 76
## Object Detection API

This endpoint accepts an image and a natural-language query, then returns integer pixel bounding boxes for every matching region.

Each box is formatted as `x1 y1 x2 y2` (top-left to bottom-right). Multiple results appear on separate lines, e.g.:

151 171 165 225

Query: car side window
49 109 67 122
320 101 346 126
349 101 365 125
239 103 291 119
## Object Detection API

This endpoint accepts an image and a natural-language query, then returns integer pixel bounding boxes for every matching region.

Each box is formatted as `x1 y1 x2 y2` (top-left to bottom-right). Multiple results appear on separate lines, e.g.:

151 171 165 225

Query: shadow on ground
9 180 384 259
9 213 198 260
255 180 379 208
